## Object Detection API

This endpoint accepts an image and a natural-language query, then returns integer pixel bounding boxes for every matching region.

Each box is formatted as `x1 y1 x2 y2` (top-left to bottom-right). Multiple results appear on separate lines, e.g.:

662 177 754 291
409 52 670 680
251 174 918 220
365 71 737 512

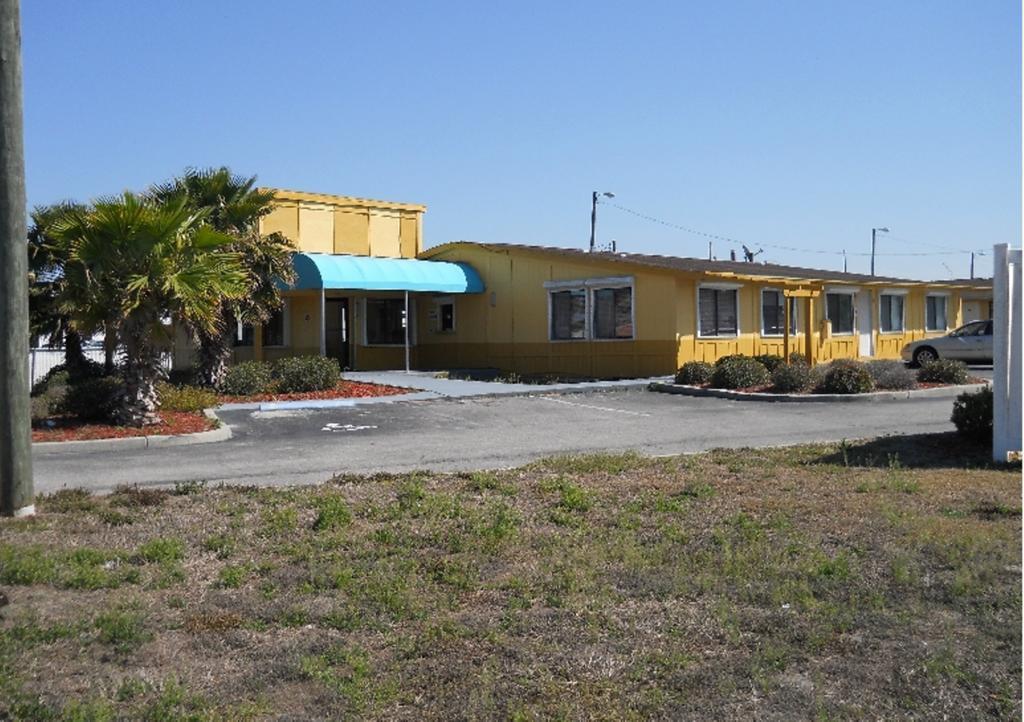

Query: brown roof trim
261 187 426 213
422 241 993 288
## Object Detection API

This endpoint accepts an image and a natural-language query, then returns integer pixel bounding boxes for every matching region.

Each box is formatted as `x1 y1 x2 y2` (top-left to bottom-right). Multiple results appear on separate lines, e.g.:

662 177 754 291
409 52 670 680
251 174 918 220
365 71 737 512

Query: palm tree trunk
116 317 162 426
197 330 233 389
63 328 87 376
103 321 117 373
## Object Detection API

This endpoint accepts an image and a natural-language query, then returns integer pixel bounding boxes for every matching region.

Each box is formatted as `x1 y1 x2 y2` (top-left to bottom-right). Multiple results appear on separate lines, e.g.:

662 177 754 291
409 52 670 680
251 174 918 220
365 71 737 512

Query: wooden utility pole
0 0 34 516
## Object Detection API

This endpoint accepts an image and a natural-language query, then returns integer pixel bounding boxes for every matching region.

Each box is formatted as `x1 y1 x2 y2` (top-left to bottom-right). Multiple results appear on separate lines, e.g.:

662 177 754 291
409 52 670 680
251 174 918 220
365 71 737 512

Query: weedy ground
0 433 1019 720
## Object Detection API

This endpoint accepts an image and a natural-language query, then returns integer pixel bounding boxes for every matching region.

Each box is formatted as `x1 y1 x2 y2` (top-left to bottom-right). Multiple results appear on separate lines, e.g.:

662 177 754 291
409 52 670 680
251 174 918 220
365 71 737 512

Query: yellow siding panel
333 208 370 255
297 205 334 254
368 212 402 258
399 215 420 258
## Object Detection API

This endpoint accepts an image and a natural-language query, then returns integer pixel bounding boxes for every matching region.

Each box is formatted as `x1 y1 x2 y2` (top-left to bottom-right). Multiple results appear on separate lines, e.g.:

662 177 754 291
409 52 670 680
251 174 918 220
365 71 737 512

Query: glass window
825 293 854 334
699 288 738 337
550 289 587 340
761 290 798 336
262 307 286 346
365 298 406 345
593 287 633 339
925 296 947 331
438 302 454 332
879 294 905 333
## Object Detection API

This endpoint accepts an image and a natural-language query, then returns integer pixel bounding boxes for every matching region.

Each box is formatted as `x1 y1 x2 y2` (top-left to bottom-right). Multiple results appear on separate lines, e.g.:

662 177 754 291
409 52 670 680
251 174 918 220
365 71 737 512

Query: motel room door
325 298 350 370
856 291 874 357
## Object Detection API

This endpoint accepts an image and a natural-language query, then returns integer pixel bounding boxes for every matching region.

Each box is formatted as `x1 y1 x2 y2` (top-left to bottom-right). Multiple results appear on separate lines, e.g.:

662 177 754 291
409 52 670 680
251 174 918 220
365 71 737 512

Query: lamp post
870 227 889 276
590 191 615 252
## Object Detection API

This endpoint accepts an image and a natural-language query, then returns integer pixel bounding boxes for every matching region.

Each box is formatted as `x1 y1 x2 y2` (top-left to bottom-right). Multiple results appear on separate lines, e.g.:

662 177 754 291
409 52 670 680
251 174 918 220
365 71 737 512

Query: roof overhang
289 252 484 293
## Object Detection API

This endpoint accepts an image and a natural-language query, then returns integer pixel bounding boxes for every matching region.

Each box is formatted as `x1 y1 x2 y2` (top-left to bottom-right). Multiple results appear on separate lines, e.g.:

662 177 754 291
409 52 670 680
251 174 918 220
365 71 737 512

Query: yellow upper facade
258 188 425 258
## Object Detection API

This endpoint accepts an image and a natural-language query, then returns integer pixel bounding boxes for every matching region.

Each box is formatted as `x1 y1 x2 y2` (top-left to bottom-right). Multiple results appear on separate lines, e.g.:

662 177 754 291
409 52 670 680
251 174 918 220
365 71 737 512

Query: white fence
992 243 1022 462
28 348 172 388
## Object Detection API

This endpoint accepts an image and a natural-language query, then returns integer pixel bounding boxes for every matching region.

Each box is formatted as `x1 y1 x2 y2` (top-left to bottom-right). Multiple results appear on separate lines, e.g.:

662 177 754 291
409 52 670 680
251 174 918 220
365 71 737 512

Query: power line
603 201 988 258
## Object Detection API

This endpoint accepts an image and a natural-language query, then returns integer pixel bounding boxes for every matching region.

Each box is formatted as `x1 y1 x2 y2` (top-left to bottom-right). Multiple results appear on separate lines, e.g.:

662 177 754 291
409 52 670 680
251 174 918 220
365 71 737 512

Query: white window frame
361 296 417 348
759 287 800 338
878 288 908 335
544 276 635 342
925 292 950 332
824 287 857 336
433 295 456 333
235 299 291 348
697 282 742 339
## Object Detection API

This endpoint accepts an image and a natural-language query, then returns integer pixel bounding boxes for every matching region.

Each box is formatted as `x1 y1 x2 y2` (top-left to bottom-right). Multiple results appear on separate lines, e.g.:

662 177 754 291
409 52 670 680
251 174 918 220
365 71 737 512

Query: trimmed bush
710 357 770 390
951 386 993 443
788 352 809 366
917 359 969 385
714 354 747 368
866 360 917 391
220 361 274 396
675 361 714 386
753 354 785 372
817 360 874 395
31 367 70 397
771 363 813 393
59 376 123 422
273 356 341 393
157 382 219 413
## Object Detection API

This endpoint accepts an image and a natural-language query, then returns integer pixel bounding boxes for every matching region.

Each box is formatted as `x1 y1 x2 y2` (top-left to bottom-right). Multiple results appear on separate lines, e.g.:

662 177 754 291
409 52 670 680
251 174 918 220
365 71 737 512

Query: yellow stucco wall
259 189 425 259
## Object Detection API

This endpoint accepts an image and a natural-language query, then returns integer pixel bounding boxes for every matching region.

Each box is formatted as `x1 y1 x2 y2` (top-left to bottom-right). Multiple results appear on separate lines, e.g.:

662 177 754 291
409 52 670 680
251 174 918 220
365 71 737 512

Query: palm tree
52 192 247 426
27 202 92 376
151 168 295 387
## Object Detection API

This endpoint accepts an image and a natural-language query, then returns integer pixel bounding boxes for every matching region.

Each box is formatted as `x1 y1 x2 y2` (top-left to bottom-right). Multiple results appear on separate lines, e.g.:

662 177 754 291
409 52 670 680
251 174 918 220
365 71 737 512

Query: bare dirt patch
1 435 1019 720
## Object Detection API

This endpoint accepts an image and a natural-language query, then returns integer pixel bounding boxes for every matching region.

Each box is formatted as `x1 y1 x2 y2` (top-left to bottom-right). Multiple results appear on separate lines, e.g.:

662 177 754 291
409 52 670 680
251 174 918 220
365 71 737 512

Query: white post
319 289 326 357
404 290 411 374
992 243 1022 462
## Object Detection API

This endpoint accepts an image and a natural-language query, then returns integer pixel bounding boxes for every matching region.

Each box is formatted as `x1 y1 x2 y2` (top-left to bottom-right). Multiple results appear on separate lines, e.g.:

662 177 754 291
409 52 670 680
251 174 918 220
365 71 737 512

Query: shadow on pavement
811 432 1005 470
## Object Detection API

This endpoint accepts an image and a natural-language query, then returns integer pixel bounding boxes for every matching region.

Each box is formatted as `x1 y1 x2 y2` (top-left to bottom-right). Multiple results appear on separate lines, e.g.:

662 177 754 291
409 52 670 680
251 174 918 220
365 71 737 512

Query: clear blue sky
22 0 1020 280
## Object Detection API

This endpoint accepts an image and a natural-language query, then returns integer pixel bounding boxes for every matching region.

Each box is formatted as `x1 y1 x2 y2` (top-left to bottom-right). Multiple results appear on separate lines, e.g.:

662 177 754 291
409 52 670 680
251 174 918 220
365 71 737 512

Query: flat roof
424 242 993 288
262 187 426 213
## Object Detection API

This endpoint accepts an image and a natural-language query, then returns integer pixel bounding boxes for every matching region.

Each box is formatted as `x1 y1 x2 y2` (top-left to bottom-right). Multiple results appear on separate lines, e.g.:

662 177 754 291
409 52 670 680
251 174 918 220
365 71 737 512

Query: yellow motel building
173 189 993 378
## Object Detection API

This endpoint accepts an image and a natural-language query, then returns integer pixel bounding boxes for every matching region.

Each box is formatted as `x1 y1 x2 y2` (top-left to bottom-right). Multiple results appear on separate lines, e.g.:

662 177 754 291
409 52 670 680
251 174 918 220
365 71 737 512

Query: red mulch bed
217 380 411 404
32 411 214 443
687 378 985 394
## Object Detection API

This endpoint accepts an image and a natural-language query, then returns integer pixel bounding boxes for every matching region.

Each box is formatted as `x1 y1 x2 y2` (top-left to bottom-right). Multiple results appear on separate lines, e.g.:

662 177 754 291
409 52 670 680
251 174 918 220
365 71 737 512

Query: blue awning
289 252 484 293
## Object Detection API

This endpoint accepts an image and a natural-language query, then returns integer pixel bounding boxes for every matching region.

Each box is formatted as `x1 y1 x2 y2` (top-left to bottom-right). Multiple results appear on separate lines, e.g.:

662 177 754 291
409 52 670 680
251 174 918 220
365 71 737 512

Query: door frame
856 290 873 357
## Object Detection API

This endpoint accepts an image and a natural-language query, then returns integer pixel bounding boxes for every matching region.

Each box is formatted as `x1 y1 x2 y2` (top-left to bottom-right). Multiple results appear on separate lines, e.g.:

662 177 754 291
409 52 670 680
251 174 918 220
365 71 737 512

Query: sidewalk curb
32 409 232 455
217 378 670 412
649 381 990 403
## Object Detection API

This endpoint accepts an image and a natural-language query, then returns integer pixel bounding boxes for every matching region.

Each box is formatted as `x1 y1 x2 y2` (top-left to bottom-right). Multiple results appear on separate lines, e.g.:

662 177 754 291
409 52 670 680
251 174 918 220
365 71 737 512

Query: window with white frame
364 298 409 345
592 287 633 339
879 293 905 333
825 293 855 334
925 295 948 331
761 289 798 336
547 278 634 341
433 297 455 333
698 287 738 337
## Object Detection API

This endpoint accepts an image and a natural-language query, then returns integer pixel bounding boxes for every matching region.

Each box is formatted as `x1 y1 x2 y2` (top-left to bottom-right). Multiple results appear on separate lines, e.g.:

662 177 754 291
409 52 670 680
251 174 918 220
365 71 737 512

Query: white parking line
534 396 651 417
321 423 378 433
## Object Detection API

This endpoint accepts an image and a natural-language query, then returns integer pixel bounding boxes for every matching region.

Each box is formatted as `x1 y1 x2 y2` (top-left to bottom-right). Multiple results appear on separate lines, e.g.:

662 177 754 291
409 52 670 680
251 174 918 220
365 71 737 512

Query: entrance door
962 300 984 324
325 299 350 369
856 291 873 357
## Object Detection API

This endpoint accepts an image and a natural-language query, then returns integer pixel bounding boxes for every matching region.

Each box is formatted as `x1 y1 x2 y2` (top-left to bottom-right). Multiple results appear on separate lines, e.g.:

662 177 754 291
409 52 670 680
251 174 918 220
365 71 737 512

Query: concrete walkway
344 370 671 397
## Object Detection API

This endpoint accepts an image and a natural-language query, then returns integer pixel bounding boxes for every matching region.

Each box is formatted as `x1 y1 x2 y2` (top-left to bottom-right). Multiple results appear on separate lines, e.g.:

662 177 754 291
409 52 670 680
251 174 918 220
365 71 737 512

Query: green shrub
771 363 813 392
31 367 69 397
710 357 770 390
866 360 917 390
59 376 123 422
31 394 56 422
714 354 747 368
788 352 809 366
273 356 341 393
917 359 969 385
817 360 874 394
675 361 714 385
220 361 274 396
753 354 785 372
157 382 218 412
951 386 992 443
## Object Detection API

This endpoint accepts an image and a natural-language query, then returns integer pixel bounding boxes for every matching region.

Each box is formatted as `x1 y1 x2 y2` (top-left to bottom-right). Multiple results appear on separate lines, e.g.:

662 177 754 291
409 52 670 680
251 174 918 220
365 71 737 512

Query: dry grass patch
1 433 1019 719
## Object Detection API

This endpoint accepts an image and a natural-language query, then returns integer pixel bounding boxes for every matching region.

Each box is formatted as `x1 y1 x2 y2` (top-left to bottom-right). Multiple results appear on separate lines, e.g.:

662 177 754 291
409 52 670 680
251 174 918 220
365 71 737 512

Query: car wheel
913 347 938 366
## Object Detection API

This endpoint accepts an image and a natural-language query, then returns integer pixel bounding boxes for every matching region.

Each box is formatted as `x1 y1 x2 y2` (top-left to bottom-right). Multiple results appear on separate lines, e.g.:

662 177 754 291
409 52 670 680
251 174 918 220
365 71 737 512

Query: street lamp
590 191 615 252
870 227 889 276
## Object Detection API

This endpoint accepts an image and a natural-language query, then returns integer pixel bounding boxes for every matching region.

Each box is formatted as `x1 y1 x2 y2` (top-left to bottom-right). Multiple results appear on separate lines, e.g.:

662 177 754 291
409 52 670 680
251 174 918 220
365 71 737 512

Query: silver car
901 320 992 366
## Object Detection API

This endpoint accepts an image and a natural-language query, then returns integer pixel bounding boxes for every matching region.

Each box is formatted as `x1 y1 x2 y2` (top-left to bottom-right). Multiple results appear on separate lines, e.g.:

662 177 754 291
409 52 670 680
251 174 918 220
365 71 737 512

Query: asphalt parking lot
32 385 979 494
